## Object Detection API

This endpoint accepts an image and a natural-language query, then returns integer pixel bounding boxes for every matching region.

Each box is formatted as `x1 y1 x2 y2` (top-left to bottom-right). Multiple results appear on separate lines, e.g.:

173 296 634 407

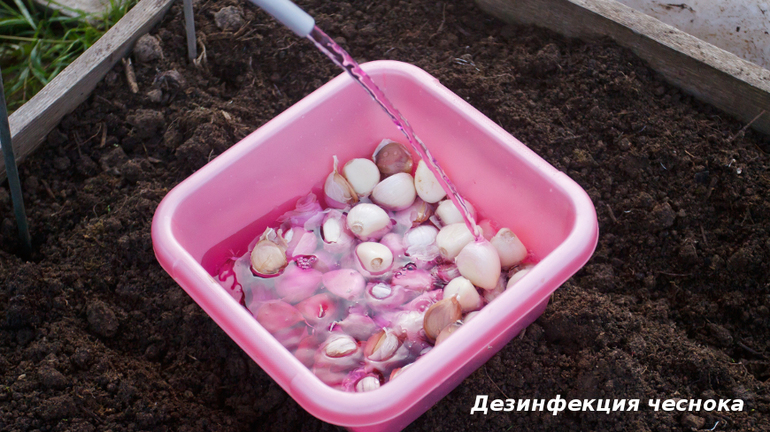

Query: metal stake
183 0 197 61
0 67 32 256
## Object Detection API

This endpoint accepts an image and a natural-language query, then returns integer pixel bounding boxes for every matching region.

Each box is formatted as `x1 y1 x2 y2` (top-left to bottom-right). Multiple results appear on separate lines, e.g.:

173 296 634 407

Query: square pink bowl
151 60 598 431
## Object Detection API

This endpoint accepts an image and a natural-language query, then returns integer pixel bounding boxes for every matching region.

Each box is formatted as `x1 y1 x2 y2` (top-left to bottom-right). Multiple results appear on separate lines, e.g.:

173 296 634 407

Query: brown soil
1 0 769 431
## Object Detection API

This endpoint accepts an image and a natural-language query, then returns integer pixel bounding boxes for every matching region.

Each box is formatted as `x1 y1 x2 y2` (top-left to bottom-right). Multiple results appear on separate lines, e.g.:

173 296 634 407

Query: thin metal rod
183 0 197 61
0 67 32 256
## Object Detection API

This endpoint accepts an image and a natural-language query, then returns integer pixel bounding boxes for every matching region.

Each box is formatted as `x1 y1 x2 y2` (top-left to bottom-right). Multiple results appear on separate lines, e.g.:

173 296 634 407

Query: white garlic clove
372 139 413 176
323 334 360 358
404 225 440 263
443 276 483 312
250 228 288 276
364 329 401 361
342 158 381 197
506 265 533 289
324 155 358 209
355 376 381 392
423 297 462 342
456 239 502 290
477 219 497 240
435 223 475 260
434 321 462 346
356 242 394 275
413 160 447 203
483 274 508 303
346 203 394 241
370 172 417 211
435 199 476 226
491 228 528 268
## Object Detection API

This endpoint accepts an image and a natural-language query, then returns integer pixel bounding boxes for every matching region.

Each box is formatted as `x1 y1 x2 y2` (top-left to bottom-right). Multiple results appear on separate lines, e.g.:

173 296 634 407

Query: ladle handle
248 0 315 37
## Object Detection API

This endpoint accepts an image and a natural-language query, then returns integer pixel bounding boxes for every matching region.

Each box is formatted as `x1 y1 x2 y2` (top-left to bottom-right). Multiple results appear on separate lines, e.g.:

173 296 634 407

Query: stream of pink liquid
307 27 481 241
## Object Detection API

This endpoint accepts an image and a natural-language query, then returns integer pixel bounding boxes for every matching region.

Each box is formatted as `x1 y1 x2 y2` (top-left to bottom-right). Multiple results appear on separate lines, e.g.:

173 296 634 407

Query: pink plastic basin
151 60 598 431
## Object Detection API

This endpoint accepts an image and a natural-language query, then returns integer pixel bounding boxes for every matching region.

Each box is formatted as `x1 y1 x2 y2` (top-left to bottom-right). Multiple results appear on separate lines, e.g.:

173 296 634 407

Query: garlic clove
435 223 475 260
323 334 360 358
455 239 502 290
477 219 497 240
324 156 358 209
355 375 381 392
506 265 533 289
342 158 381 197
274 262 323 303
250 228 288 276
284 227 318 257
413 160 446 203
443 276 483 312
321 210 356 254
335 312 379 342
364 329 402 361
379 232 406 259
355 242 394 275
423 297 462 342
372 139 413 176
392 264 435 292
435 199 476 226
434 321 462 346
393 198 433 228
491 228 528 268
389 363 414 381
483 274 507 303
346 203 394 241
254 300 304 334
371 172 417 211
432 262 461 284
322 268 366 300
295 293 339 328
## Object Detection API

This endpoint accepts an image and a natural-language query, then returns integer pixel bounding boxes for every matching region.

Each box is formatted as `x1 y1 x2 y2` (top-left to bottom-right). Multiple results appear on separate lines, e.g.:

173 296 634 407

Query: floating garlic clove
321 210 355 254
443 276 483 312
371 172 417 211
435 223 475 260
356 242 394 275
313 334 364 386
355 375 381 392
434 321 462 346
455 240 502 290
491 228 528 268
435 199 476 226
322 268 366 300
423 297 462 342
284 227 318 257
324 156 358 209
324 334 359 358
372 139 413 176
342 158 380 197
250 228 288 276
506 265 533 289
346 203 394 241
364 329 402 361
413 160 446 203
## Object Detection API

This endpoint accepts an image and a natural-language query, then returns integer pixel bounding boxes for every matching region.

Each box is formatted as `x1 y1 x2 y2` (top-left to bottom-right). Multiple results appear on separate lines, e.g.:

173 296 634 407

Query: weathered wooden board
34 0 111 17
475 0 770 136
3 0 174 180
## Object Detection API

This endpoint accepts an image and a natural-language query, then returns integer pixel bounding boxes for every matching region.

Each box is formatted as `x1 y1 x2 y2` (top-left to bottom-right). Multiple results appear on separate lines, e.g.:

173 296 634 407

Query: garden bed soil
1 0 769 430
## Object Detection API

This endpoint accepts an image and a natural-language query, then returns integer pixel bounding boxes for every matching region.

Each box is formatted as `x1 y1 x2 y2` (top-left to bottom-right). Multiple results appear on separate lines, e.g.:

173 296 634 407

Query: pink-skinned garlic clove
455 239 502 290
371 172 417 211
284 227 318 258
389 362 414 381
322 268 366 300
443 276 483 312
506 265 533 289
253 300 307 350
324 156 359 209
436 223 475 261
364 282 413 310
423 296 462 342
379 232 406 259
277 192 324 229
434 321 462 346
342 158 380 197
346 203 394 241
363 329 413 375
491 228 528 268
341 367 382 392
413 160 447 203
355 242 394 275
294 334 325 368
432 262 461 284
392 264 435 292
250 228 288 277
334 312 380 342
274 262 323 304
402 289 443 313
373 139 413 177
393 198 433 229
435 199 476 226
313 334 364 386
295 293 339 328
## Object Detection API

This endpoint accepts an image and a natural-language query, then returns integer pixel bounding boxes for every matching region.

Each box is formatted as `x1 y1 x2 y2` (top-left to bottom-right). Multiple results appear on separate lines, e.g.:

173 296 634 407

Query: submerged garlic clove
355 375 382 392
435 199 476 226
371 172 417 211
373 139 413 176
455 240 502 290
436 223 475 261
393 198 433 228
342 158 381 197
324 156 359 209
506 265 533 289
322 268 366 300
274 262 323 303
443 276 483 312
491 228 527 268
364 329 402 362
392 264 434 292
356 242 394 275
250 228 288 276
413 160 446 203
423 297 462 342
379 232 406 259
295 293 339 328
434 321 462 346
346 203 394 241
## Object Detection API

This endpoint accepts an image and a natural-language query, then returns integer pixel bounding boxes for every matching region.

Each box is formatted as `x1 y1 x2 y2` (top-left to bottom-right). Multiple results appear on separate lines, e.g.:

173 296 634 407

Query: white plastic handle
248 0 315 37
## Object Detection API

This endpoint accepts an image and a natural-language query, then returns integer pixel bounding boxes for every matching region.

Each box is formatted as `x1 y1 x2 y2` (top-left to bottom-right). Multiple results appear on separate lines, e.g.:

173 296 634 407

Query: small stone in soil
133 34 163 63
87 300 119 338
650 202 676 229
38 365 68 389
214 6 244 32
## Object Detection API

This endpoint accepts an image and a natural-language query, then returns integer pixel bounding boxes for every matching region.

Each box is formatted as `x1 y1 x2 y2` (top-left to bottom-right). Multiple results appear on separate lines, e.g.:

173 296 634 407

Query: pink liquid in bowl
152 60 598 431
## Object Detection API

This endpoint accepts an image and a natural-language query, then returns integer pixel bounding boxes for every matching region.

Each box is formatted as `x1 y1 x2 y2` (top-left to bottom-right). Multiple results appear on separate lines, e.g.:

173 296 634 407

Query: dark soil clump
1 0 768 430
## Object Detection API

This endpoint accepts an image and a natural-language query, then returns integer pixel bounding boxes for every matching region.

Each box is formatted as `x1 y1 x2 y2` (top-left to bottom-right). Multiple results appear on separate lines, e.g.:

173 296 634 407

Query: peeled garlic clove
321 210 355 254
443 276 483 312
413 160 446 203
373 139 413 176
506 265 533 289
356 242 394 275
371 172 417 211
324 156 359 209
322 268 366 300
274 262 323 303
434 321 462 346
491 228 528 268
436 223 475 260
250 228 288 276
342 158 380 197
455 240 502 290
346 203 394 241
313 334 364 386
423 297 462 342
435 199 476 226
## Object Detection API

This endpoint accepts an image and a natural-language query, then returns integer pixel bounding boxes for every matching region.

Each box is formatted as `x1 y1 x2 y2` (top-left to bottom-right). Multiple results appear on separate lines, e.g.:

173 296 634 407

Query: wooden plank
3 0 174 180
33 0 111 17
475 0 770 136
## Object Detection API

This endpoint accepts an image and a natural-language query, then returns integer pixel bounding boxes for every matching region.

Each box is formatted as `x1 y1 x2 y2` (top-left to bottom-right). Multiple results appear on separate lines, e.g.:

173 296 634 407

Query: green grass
0 0 136 112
